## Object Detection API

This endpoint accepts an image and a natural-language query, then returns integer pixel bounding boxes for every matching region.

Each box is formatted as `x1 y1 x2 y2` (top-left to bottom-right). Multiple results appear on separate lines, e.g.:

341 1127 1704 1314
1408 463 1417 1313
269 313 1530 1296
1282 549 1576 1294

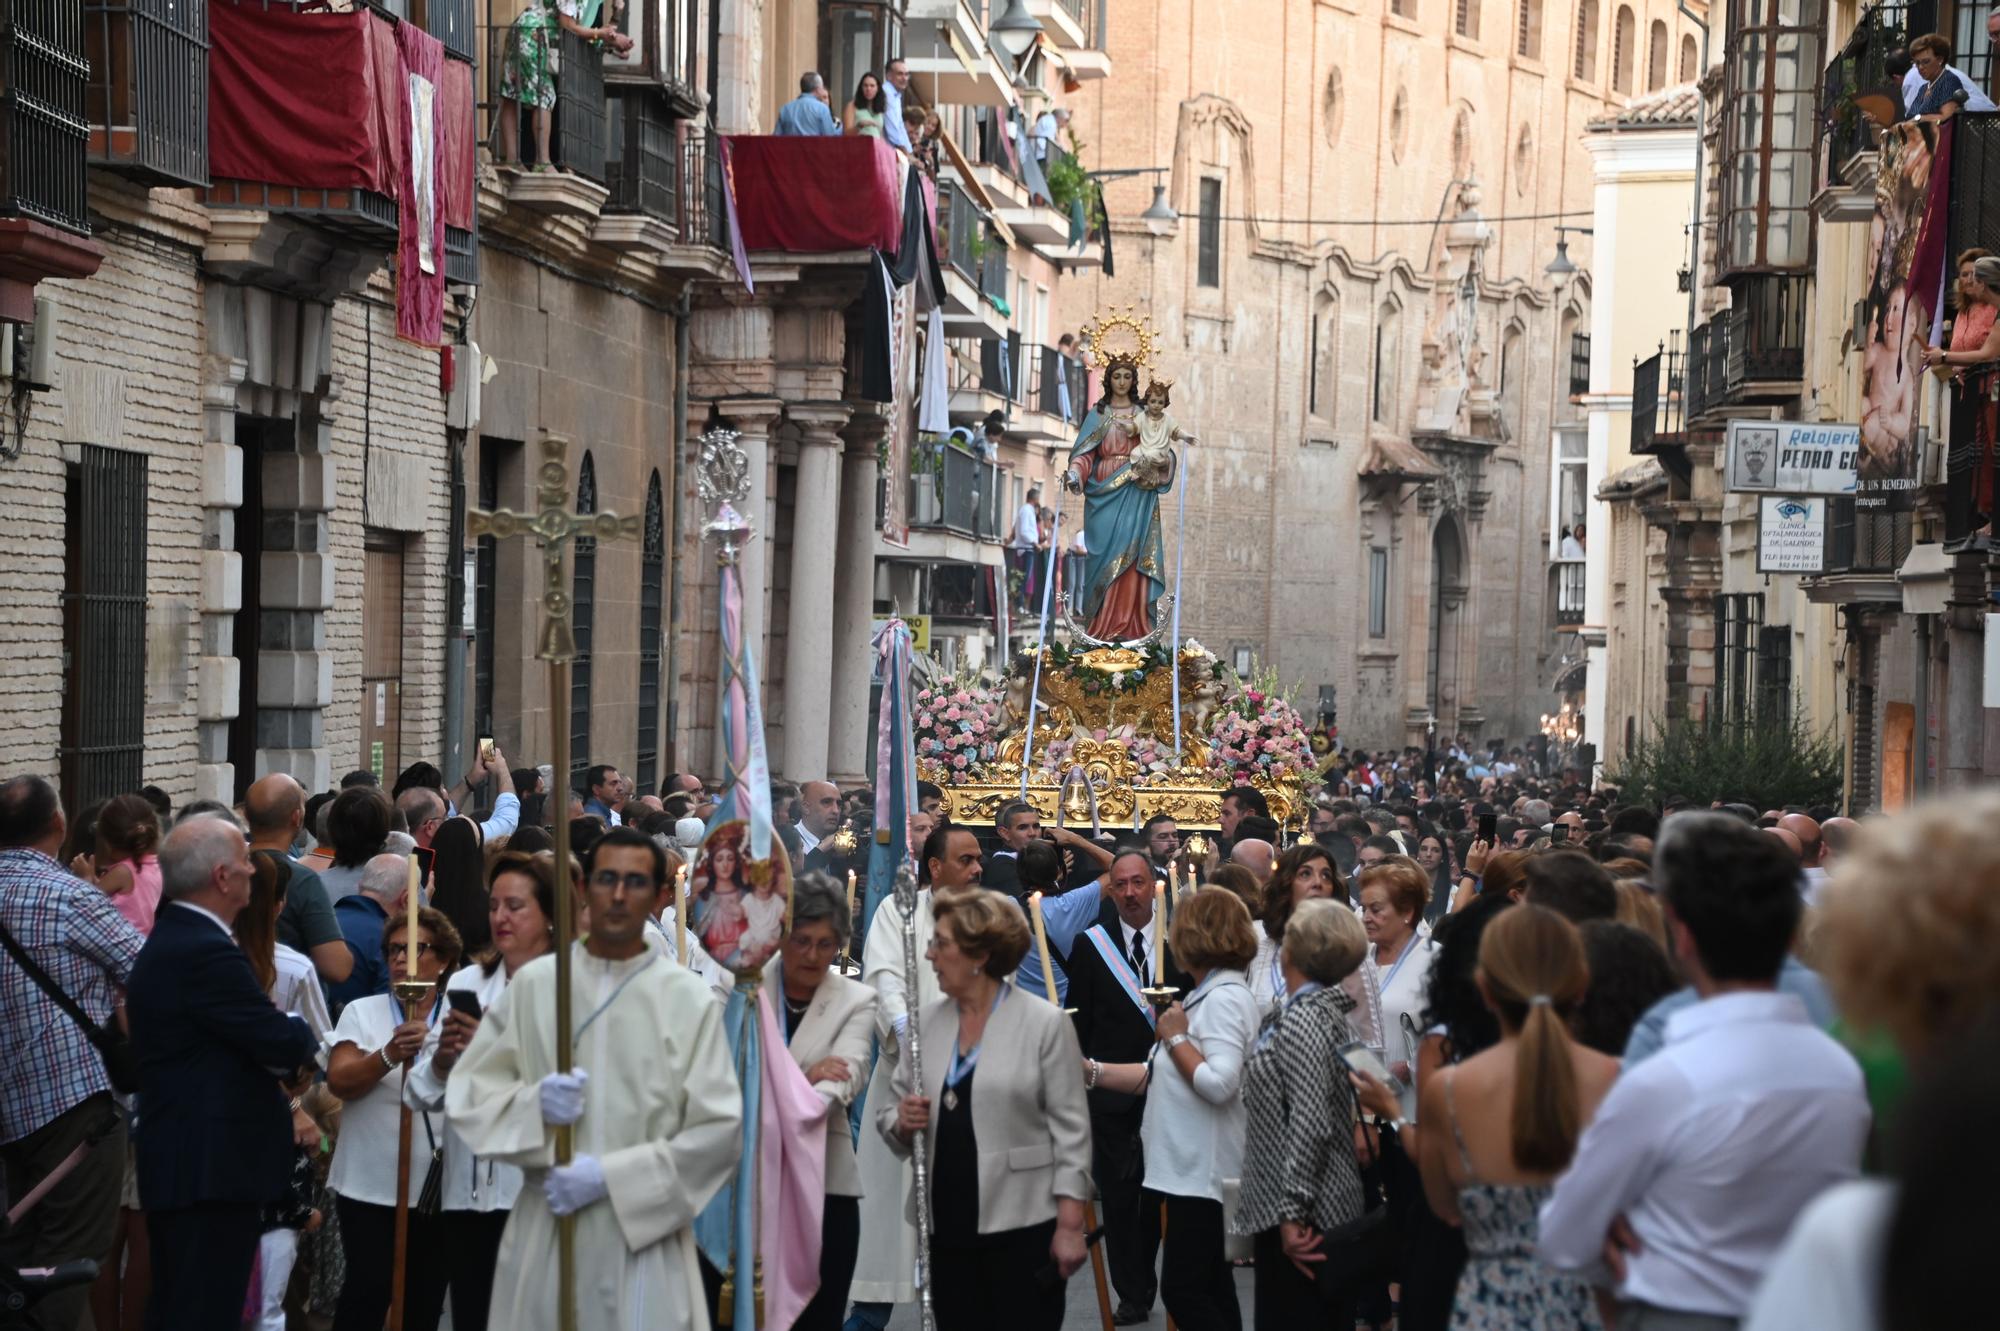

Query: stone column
716 398 782 779
781 403 851 781
829 412 885 783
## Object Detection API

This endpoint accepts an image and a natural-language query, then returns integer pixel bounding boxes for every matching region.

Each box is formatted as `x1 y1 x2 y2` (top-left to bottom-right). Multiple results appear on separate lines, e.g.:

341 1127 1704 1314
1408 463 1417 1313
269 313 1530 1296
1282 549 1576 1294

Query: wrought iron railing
981 329 1021 401
1685 318 1730 419
1724 273 1808 389
1946 365 1997 544
84 0 209 187
679 127 724 248
940 177 982 282
909 441 1005 540
1825 496 1914 572
1630 342 1684 453
425 0 474 62
488 18 606 180
980 236 1009 305
1820 2 1911 181
3 0 93 235
606 87 677 221
1033 344 1084 423
1552 559 1586 626
1948 112 2000 263
1569 331 1591 398
973 107 1020 181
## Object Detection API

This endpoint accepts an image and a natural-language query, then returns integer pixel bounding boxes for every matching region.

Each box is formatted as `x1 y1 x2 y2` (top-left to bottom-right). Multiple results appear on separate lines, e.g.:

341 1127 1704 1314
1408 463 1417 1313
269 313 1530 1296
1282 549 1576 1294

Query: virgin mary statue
1064 354 1178 643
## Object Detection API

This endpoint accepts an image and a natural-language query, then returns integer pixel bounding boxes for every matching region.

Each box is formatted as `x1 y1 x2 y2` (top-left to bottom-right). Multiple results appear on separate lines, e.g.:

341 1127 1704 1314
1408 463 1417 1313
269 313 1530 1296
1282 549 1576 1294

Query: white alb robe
849 889 943 1304
446 942 742 1331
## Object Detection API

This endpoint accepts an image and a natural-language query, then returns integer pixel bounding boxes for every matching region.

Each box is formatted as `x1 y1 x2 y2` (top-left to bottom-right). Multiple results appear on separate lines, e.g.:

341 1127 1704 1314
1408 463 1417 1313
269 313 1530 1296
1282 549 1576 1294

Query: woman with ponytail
1413 904 1617 1330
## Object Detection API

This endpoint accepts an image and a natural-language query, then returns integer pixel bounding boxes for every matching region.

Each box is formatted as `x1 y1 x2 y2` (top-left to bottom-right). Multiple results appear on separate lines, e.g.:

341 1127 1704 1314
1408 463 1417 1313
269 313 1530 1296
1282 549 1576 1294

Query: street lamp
1087 166 1178 233
990 0 1044 57
1544 225 1593 293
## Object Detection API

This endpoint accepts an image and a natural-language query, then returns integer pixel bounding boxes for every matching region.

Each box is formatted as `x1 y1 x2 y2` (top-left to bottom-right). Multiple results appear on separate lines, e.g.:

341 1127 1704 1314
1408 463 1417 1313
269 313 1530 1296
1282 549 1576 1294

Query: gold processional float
916 309 1318 837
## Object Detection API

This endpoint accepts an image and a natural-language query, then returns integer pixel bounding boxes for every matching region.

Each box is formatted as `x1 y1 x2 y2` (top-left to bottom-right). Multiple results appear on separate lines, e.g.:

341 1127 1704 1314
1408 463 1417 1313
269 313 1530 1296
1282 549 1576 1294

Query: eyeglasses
386 942 434 960
591 870 657 893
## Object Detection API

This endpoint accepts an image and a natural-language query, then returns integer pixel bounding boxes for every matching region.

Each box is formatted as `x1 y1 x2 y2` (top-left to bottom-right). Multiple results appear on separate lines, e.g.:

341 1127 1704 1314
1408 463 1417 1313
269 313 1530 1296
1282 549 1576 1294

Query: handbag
1309 1121 1402 1300
1220 1178 1252 1262
0 918 140 1094
415 1112 445 1217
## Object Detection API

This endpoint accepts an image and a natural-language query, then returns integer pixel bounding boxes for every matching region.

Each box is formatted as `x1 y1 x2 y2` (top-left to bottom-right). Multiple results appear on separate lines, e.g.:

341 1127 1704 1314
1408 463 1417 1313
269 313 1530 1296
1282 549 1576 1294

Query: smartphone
446 989 483 1021
1477 812 1498 844
1336 1039 1393 1085
478 736 495 764
1551 823 1570 844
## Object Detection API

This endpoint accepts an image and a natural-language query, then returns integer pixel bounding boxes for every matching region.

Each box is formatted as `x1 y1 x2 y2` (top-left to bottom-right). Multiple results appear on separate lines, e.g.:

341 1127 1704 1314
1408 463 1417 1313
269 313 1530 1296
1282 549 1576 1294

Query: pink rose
952 754 968 770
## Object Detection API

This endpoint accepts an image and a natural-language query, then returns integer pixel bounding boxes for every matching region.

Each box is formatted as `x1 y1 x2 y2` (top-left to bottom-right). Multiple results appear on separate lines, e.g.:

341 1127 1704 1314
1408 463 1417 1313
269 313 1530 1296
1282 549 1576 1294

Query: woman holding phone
403 851 561 1331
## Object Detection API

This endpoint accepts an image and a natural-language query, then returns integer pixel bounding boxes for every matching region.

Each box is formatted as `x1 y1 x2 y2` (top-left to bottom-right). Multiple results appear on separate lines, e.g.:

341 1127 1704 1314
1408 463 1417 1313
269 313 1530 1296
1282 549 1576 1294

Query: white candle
1152 880 1165 984
674 864 689 965
406 852 421 968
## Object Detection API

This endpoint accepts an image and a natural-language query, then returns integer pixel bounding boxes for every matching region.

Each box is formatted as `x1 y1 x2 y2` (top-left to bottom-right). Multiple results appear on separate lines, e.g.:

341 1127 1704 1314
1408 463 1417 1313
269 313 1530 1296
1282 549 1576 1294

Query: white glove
539 1068 589 1126
544 1154 608 1216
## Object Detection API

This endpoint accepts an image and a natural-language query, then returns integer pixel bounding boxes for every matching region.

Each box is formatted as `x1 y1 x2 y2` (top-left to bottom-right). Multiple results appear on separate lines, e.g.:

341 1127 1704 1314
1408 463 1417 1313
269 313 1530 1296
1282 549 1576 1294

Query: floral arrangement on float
1202 666 1316 787
911 676 1003 783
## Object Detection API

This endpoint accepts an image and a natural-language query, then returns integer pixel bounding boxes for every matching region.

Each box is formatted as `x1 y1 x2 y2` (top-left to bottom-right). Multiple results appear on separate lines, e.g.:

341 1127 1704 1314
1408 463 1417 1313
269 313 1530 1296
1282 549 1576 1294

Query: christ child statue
1128 378 1196 489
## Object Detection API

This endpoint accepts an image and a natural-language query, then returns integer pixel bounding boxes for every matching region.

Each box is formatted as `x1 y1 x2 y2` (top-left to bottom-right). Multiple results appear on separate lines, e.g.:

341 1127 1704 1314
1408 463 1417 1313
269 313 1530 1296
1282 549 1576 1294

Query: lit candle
406 851 421 970
1152 880 1165 984
846 870 858 933
674 864 689 965
1029 892 1060 1002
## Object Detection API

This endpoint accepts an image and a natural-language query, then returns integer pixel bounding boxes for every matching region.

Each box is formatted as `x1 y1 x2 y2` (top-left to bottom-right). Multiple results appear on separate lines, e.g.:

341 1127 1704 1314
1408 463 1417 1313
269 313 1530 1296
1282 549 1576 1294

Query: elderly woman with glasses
765 872 880 1331
325 900 465 1331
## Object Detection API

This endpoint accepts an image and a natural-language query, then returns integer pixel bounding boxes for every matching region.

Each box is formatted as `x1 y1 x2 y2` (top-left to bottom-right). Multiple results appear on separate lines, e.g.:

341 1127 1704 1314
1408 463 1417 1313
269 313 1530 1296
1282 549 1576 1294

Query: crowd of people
1 739 1994 1331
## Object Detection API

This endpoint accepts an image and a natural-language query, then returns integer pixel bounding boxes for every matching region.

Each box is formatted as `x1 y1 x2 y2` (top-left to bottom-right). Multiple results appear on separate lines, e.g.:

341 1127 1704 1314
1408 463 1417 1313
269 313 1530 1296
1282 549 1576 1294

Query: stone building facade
1065 0 1707 752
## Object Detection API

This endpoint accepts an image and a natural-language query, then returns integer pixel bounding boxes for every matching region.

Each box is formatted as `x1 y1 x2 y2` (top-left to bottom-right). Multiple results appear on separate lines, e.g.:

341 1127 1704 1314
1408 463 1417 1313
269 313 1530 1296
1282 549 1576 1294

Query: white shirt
1537 991 1870 1318
797 823 821 855
404 963 524 1213
1800 865 1829 908
1367 934 1436 1118
328 993 445 1207
1115 914 1158 978
1741 1178 1892 1331
1013 502 1041 549
271 942 334 1058
1559 534 1585 559
1140 970 1259 1202
172 900 234 939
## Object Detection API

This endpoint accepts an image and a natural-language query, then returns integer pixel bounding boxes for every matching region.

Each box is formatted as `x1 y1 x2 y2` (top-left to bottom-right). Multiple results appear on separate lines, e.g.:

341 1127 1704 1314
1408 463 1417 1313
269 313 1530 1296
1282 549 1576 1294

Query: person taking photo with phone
403 850 561 1331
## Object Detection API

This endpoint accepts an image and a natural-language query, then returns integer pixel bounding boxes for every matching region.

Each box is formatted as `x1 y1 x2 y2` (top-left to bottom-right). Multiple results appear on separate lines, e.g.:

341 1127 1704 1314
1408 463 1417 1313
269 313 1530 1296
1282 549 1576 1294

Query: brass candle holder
393 979 437 1021
1140 986 1178 1013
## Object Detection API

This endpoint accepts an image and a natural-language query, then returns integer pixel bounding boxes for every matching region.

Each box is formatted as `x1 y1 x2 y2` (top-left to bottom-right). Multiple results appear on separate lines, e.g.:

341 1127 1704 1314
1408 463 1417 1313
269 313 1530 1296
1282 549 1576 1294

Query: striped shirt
0 848 145 1141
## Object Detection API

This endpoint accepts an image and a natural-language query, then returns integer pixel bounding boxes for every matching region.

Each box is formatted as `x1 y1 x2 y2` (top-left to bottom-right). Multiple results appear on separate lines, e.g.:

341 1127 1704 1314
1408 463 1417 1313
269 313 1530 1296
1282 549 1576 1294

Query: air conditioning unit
0 297 58 391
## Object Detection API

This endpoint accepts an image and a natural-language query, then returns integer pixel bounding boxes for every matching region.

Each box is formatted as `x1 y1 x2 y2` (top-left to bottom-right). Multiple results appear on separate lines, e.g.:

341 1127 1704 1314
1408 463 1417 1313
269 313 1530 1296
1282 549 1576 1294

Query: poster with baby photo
690 818 791 972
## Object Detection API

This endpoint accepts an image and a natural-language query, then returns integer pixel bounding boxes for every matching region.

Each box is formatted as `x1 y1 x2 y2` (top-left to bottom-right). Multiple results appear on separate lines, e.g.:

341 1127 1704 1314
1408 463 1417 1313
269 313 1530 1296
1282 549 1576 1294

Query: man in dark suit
1065 849 1190 1325
127 814 319 1331
982 800 1041 896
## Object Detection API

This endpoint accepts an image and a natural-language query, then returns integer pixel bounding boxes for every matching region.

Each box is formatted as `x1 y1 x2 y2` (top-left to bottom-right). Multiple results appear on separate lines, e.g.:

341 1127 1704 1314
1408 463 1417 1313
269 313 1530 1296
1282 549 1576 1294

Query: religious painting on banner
693 818 791 971
1858 119 1946 510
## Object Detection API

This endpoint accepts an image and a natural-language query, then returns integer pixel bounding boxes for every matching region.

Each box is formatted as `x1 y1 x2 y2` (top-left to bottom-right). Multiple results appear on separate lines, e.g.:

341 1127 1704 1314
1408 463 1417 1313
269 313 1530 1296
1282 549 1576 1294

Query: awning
1359 436 1445 482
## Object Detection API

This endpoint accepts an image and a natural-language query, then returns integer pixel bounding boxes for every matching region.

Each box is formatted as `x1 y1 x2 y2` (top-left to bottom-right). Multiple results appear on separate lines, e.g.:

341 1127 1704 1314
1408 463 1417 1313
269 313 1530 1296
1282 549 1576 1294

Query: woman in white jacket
1092 888 1263 1331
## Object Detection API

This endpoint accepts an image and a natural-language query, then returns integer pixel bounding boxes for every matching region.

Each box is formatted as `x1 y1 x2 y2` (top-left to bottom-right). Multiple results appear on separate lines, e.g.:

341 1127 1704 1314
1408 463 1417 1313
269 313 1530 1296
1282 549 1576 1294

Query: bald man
1820 816 1858 866
245 773 353 984
1763 825 1803 862
1230 837 1275 887
796 780 843 856
1778 811 1828 904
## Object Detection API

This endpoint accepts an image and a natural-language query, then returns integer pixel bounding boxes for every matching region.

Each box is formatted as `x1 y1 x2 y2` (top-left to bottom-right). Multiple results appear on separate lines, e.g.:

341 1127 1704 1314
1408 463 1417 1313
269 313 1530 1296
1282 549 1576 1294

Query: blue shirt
325 894 391 1019
882 82 912 150
1621 954 1837 1068
1009 882 1104 1005
775 93 840 137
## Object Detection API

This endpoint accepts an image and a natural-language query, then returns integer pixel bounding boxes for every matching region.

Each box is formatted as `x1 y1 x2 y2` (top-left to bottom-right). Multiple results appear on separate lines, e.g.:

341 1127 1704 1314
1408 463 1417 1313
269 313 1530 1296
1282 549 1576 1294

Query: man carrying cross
445 827 741 1331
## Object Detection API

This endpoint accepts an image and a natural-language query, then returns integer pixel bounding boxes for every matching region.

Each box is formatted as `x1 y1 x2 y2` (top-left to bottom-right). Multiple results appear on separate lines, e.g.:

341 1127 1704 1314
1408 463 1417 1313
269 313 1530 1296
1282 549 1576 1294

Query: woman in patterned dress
496 0 634 170
1415 904 1617 1331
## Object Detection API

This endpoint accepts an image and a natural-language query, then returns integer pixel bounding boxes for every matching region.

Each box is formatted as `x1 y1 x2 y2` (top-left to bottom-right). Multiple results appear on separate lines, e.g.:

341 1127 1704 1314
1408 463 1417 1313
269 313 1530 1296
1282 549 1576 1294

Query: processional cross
465 434 641 1331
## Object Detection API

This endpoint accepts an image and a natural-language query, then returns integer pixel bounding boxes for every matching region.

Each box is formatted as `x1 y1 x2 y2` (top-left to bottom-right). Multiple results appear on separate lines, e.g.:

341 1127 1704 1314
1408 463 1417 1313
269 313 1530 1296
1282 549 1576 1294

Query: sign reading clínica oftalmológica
1757 497 1828 575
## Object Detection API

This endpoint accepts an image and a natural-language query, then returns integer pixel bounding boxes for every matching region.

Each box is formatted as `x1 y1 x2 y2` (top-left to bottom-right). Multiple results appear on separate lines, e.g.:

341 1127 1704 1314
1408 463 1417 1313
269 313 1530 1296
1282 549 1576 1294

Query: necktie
1130 932 1147 978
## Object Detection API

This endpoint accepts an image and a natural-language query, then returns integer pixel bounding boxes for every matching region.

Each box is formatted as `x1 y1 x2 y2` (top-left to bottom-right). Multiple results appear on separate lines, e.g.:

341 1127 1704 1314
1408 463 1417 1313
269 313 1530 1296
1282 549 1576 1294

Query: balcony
949 329 1017 422
488 22 609 216
724 135 905 261
1012 343 1084 441
1723 274 1807 397
1568 331 1590 399
0 0 106 319
905 0 1013 108
85 0 210 187
1551 559 1586 627
995 150 1076 246
204 3 475 299
967 112 1029 210
1944 366 1994 545
422 0 474 62
594 95 733 278
908 439 1006 543
1948 112 2000 264
1030 0 1110 78
1629 343 1684 455
1684 318 1732 423
1815 3 1903 221
937 177 1006 339
1822 497 1913 577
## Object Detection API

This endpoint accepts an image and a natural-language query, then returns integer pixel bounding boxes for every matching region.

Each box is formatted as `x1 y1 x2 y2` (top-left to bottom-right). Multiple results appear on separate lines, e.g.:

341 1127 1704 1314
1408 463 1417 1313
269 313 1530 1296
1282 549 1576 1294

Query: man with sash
1065 850 1189 1326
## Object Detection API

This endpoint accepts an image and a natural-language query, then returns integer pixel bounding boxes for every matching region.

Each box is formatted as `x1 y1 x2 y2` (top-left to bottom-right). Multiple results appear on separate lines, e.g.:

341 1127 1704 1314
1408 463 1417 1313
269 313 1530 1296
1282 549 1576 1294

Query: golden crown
1079 306 1158 372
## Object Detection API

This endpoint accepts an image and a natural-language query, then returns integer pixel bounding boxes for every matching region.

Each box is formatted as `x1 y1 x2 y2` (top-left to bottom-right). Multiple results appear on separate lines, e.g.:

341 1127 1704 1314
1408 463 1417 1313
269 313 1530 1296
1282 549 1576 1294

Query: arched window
1574 0 1599 81
1310 290 1340 422
1517 0 1542 59
1613 5 1636 93
569 451 597 795
1456 0 1480 40
1647 19 1668 90
1679 32 1698 83
1373 300 1402 426
636 470 664 793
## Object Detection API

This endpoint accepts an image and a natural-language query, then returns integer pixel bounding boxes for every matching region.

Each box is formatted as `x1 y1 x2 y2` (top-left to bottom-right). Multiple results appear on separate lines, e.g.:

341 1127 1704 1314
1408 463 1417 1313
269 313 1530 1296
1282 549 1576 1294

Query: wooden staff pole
549 657 578 1331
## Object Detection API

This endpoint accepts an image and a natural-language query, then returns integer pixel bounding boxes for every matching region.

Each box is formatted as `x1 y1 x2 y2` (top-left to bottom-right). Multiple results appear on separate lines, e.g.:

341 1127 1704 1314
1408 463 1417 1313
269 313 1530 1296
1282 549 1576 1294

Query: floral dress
500 0 583 110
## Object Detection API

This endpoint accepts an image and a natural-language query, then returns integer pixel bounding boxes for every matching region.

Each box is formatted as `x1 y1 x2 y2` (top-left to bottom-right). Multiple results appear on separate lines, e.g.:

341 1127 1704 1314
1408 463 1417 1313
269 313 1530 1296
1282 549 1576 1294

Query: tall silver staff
893 857 936 1331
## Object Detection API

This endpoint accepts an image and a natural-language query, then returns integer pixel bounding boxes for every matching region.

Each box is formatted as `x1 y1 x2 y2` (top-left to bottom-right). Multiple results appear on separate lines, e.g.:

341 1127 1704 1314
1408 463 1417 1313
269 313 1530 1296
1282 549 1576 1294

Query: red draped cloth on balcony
722 136 905 255
210 1 472 345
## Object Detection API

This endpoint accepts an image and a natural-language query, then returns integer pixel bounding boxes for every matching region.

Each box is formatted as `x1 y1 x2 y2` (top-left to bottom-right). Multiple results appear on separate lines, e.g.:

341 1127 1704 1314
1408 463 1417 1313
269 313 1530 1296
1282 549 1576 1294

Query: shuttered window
60 446 148 817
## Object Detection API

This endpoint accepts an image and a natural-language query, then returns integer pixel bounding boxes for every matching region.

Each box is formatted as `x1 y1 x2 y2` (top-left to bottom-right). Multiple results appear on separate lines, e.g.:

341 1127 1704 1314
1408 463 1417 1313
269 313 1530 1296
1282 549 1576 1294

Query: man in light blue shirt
1622 951 1836 1066
881 58 914 151
775 71 841 136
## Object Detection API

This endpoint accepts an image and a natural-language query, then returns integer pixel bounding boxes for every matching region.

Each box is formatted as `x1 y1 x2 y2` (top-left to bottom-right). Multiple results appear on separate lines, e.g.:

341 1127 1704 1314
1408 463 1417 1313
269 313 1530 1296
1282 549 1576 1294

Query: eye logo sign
1774 499 1812 524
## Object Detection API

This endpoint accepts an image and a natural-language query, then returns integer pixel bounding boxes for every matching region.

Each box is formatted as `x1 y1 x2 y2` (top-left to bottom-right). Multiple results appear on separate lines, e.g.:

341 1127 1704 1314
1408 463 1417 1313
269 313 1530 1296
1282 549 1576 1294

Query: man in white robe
847 826 983 1317
448 828 741 1331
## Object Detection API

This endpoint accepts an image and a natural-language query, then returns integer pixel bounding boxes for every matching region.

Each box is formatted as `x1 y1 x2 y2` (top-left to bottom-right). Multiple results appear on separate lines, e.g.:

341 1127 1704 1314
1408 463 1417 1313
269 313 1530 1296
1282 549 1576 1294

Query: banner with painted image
1859 119 1951 509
